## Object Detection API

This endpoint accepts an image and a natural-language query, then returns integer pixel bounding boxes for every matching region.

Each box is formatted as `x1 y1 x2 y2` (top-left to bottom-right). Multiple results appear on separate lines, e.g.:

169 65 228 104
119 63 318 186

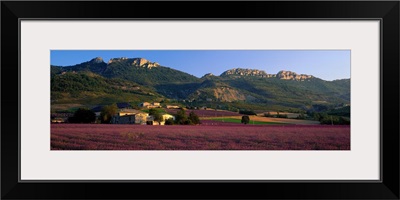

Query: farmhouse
162 114 175 121
133 113 149 124
166 105 180 109
50 113 73 123
139 102 151 108
51 118 64 123
146 113 175 125
139 102 161 108
111 110 149 125
118 108 141 116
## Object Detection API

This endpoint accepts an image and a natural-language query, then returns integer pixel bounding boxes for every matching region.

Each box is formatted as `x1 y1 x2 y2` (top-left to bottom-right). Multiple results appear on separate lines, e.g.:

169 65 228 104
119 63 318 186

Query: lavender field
51 124 350 150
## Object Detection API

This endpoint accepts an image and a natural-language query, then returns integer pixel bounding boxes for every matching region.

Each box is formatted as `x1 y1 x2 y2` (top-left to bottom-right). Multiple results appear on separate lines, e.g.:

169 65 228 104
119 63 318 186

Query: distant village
51 102 193 125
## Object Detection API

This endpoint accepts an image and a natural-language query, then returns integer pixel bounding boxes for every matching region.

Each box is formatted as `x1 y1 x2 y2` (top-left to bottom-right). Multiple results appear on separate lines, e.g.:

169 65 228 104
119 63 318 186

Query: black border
2 1 399 199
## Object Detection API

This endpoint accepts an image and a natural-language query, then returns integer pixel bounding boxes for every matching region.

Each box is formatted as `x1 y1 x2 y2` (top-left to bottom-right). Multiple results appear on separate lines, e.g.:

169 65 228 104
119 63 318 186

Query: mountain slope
52 57 107 75
51 57 200 86
51 57 350 112
51 71 163 105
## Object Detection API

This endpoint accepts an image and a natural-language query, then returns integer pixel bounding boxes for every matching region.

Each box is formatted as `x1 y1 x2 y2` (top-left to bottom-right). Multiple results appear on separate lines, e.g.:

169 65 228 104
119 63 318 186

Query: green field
209 118 286 125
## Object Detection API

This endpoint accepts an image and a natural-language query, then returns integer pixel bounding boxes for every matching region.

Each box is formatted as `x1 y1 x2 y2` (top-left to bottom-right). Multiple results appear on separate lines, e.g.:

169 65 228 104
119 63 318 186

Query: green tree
149 108 158 116
69 108 96 123
313 112 321 121
175 108 187 125
241 115 250 125
184 119 193 125
165 118 174 125
100 104 118 123
188 111 200 125
153 112 163 125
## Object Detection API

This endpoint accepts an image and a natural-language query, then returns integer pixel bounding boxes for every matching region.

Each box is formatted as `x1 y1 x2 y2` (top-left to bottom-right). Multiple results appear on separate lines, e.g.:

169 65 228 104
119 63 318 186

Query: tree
100 104 118 123
241 115 250 124
69 108 96 123
175 108 187 125
165 118 174 125
188 111 200 125
149 108 158 116
184 119 193 125
153 112 163 125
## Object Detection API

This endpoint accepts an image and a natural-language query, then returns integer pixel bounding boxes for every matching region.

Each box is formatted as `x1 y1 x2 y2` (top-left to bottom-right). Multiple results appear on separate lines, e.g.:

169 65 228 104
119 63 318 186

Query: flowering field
51 124 350 150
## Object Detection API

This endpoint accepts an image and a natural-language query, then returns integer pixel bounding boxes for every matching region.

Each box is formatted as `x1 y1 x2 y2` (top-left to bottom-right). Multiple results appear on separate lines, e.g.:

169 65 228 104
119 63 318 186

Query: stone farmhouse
146 113 175 125
166 105 180 109
139 102 161 108
111 109 149 125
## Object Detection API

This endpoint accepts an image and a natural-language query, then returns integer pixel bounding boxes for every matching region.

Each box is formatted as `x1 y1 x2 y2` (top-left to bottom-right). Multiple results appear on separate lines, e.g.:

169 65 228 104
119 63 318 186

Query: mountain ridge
51 57 350 112
53 57 341 82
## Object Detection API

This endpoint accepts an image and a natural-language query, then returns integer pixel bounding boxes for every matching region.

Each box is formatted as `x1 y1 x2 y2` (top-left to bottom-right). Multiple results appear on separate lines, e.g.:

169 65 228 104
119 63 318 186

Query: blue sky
51 50 350 81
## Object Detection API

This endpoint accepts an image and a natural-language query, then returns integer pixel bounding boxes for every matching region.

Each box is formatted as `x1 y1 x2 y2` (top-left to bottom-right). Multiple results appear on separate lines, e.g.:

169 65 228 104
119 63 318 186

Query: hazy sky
51 50 350 81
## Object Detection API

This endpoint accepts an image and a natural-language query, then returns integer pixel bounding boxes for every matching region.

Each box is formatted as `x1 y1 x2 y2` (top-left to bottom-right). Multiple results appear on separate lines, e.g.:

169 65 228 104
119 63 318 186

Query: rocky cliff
276 70 313 81
219 68 313 81
220 68 268 77
131 58 160 68
108 57 160 68
90 57 104 64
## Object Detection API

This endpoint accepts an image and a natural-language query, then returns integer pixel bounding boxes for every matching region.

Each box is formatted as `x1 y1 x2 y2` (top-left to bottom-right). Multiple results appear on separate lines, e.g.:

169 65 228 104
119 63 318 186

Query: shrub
241 115 250 124
165 118 174 125
184 119 194 125
188 111 200 125
68 108 96 123
100 104 118 123
175 108 187 125
153 112 163 125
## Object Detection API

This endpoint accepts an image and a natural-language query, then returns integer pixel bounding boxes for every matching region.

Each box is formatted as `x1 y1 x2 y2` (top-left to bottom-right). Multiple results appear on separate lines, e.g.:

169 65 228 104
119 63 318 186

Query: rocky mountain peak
108 57 129 64
219 68 313 81
220 68 268 77
276 70 313 81
107 57 160 69
131 58 160 68
202 73 215 78
90 57 104 64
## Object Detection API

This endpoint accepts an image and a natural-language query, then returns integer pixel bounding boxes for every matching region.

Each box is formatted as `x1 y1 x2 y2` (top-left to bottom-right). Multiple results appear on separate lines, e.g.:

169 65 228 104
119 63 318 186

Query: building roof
119 109 145 114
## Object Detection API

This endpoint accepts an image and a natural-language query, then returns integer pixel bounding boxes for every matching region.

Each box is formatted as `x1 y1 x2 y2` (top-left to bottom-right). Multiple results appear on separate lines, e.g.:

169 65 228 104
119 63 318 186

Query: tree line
67 105 200 125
